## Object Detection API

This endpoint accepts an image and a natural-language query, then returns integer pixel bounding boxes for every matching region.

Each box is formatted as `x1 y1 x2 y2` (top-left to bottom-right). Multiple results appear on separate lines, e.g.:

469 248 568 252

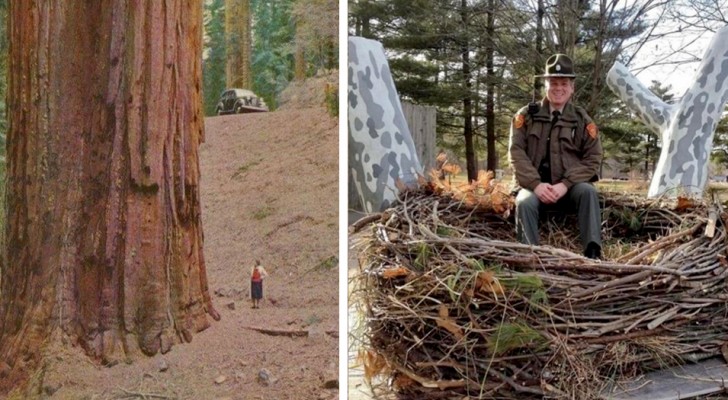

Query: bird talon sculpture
607 26 728 198
348 37 424 213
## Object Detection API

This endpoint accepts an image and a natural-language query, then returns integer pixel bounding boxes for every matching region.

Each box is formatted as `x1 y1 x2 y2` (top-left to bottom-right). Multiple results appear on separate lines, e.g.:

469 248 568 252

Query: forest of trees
0 0 337 394
203 0 337 114
349 0 728 181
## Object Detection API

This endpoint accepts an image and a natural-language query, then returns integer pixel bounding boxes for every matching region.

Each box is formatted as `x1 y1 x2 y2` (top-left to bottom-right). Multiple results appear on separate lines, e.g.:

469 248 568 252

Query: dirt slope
29 107 339 400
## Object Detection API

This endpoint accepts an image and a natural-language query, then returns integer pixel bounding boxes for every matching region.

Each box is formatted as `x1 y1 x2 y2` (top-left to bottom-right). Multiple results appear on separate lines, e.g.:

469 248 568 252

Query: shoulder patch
514 114 525 129
587 122 598 139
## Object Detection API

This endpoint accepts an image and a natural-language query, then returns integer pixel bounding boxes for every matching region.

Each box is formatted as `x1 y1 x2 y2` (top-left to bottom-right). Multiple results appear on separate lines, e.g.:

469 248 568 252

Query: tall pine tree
203 0 227 116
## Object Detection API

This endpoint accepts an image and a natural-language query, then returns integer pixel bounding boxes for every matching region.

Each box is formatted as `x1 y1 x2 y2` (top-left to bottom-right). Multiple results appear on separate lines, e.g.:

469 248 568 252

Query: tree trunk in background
485 0 496 172
586 0 607 117
225 0 252 88
461 0 476 181
0 1 219 393
534 0 544 99
295 19 306 81
360 0 371 38
555 0 578 56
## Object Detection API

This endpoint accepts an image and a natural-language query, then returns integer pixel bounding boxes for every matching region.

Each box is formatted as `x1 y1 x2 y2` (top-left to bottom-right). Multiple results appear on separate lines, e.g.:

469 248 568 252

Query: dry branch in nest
353 175 728 399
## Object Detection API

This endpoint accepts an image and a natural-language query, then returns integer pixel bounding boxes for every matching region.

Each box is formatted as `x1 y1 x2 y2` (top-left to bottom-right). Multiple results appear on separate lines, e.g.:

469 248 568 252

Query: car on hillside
216 88 268 115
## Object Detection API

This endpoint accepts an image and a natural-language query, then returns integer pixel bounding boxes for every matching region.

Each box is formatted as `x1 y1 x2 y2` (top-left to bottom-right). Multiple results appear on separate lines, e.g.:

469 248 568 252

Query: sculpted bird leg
607 26 728 198
348 37 424 212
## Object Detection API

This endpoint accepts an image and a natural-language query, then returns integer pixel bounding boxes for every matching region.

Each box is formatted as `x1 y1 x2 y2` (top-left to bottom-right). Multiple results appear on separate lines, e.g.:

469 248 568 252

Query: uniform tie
539 111 562 183
551 110 561 126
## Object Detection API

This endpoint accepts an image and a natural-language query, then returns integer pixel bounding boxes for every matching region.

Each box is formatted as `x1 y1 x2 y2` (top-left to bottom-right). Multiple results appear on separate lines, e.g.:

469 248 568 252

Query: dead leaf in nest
417 173 428 187
395 178 409 193
436 305 464 340
475 170 494 190
393 373 416 389
490 191 512 214
387 231 400 242
428 170 449 192
382 267 411 279
461 193 479 209
475 271 504 296
443 164 461 175
675 196 695 211
359 349 390 382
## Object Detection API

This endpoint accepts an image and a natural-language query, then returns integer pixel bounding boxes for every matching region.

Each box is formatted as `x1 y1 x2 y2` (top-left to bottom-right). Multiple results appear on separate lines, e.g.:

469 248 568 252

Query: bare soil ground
24 107 339 400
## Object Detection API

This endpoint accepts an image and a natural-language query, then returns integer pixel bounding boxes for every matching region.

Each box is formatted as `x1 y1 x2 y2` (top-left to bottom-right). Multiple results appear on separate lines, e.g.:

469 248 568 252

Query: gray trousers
515 182 601 251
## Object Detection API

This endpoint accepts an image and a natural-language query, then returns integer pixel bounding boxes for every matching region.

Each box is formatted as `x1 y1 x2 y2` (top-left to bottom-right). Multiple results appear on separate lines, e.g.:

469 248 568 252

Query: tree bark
295 20 307 81
607 26 728 198
485 0 496 172
0 1 219 393
586 0 607 117
225 0 253 88
555 0 579 56
534 0 544 94
461 0 476 182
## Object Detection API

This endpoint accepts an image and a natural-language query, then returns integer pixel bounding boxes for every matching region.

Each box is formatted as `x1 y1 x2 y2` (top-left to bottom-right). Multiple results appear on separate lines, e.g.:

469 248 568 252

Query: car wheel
216 107 223 116
236 105 244 114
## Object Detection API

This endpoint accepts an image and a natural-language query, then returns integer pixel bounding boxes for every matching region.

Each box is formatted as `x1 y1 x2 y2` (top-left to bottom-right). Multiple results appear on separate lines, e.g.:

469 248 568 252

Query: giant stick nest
351 171 728 399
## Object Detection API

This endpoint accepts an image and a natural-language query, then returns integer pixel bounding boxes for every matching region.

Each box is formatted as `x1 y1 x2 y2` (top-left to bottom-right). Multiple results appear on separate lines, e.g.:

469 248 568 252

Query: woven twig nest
353 175 728 399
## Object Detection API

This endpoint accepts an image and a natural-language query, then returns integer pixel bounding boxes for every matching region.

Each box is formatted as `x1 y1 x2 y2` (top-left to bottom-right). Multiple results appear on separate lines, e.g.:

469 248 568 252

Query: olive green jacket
508 99 602 191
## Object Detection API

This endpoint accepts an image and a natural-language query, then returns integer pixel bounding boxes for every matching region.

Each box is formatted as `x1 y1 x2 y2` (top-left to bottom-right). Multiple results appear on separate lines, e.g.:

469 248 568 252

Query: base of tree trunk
0 305 219 397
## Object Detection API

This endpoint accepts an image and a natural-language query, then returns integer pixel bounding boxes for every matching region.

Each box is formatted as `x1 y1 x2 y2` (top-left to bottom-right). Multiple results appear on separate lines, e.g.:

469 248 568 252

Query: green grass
413 243 430 270
252 206 275 220
487 322 548 356
597 179 728 202
313 255 338 271
303 313 323 327
452 171 728 201
232 159 261 179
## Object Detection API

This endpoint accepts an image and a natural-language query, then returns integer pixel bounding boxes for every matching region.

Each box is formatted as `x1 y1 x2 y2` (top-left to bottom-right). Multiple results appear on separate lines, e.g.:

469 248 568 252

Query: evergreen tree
350 0 660 176
292 0 338 75
711 112 728 171
225 0 253 89
251 0 295 110
203 0 227 116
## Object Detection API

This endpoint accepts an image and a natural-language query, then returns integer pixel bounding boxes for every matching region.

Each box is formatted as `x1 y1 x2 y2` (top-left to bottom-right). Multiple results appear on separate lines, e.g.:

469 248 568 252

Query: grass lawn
446 172 728 202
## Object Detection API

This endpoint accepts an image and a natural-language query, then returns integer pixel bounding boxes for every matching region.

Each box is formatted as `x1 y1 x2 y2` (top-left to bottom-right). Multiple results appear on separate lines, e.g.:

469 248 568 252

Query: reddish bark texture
0 1 219 393
225 0 252 89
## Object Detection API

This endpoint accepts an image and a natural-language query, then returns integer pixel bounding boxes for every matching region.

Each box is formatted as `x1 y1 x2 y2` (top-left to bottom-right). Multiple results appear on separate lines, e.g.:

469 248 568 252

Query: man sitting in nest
508 54 603 259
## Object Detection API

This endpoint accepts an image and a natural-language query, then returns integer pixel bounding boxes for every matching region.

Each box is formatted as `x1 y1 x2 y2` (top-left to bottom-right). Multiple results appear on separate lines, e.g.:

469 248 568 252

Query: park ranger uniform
509 95 603 257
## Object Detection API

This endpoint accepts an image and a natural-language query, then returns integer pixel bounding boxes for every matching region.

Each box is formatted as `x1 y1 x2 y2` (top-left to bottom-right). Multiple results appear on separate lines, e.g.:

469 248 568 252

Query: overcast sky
626 1 726 97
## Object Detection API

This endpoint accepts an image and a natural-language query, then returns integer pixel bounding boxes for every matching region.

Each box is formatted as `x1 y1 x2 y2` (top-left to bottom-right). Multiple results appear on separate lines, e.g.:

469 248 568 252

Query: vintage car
215 88 268 115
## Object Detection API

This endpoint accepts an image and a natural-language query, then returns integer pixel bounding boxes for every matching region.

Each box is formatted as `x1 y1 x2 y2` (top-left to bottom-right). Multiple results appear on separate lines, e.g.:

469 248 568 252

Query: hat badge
555 64 561 72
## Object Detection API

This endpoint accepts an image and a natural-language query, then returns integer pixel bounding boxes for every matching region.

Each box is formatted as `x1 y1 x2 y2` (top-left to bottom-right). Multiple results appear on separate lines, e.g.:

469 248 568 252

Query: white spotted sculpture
607 26 728 198
348 37 424 212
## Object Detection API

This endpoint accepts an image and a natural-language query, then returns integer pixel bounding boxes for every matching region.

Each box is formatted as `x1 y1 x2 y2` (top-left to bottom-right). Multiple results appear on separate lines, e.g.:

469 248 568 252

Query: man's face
545 77 574 109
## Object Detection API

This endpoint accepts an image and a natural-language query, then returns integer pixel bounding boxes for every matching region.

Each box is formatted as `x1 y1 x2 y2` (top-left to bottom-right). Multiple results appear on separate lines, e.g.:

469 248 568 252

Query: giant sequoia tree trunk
225 0 253 89
0 1 219 392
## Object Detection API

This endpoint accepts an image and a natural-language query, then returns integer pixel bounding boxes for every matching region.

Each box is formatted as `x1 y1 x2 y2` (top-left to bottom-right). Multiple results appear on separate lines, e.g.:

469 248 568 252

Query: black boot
584 242 601 260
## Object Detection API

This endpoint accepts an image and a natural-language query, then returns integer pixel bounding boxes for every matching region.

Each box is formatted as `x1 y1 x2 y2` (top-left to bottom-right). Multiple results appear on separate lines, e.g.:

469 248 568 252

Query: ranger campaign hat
537 54 576 78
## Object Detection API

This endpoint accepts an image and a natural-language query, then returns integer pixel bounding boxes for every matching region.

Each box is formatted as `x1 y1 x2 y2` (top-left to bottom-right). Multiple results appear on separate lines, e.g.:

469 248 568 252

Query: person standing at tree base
250 260 269 309
508 54 603 259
